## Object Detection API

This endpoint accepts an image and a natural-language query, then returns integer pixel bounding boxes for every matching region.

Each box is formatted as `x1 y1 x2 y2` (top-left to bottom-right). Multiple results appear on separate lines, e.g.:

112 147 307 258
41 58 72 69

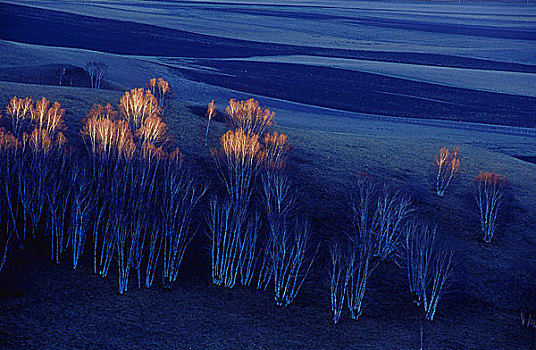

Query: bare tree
349 174 413 262
46 151 71 264
269 217 317 306
402 220 436 306
208 199 258 288
349 174 377 244
423 244 454 321
5 97 32 138
258 170 296 291
346 233 378 320
161 162 205 289
373 184 414 261
86 62 107 89
474 172 507 243
1 128 23 250
145 219 162 289
0 194 12 272
69 166 93 269
329 243 352 323
402 220 455 321
433 147 460 197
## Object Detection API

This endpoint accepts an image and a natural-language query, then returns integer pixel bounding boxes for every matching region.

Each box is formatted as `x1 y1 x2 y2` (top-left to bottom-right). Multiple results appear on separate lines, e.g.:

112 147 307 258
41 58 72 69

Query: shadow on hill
0 64 122 90
186 104 227 124
513 155 536 165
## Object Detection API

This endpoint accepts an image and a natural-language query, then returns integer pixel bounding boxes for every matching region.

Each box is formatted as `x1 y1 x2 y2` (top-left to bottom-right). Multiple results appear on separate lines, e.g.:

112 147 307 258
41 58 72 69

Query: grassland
0 79 535 349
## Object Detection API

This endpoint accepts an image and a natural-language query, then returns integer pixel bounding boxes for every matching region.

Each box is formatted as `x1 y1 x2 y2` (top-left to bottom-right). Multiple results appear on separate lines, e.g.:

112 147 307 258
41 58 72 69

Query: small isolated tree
402 220 455 321
474 172 507 243
225 98 274 135
204 100 216 146
86 61 106 89
433 147 460 196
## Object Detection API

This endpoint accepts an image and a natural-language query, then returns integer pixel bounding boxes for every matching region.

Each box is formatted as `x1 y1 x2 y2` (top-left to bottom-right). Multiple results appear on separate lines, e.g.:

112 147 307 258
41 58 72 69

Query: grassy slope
0 81 535 349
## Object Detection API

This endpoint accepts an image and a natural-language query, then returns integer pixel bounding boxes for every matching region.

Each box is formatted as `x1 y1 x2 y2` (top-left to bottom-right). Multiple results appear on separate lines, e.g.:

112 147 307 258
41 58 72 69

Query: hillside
0 80 534 349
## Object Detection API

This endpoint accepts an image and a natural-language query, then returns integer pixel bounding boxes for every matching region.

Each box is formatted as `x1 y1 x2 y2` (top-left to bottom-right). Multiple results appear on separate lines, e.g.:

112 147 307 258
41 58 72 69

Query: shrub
433 147 460 196
225 98 274 135
474 172 507 243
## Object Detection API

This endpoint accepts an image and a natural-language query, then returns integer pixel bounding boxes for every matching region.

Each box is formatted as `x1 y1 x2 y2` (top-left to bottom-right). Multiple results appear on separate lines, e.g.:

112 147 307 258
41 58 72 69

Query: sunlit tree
225 98 274 135
434 147 460 197
474 172 507 243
